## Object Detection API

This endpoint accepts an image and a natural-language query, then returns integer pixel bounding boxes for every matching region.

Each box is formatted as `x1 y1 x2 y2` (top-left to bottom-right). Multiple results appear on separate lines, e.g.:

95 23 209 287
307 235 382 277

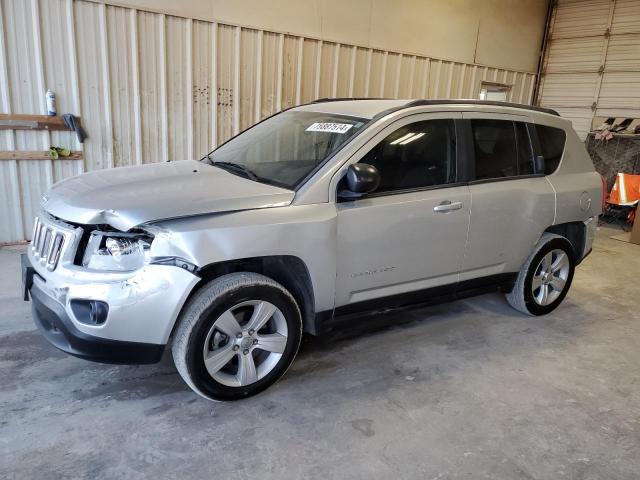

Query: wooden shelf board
0 114 80 132
0 150 83 160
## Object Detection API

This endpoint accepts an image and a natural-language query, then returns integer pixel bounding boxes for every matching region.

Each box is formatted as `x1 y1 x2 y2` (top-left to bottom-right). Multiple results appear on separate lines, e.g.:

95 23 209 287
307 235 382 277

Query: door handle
433 200 463 213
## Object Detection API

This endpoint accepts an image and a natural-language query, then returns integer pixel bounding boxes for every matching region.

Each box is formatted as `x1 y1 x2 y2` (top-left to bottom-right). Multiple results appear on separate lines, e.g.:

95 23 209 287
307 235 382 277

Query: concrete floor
1 226 639 480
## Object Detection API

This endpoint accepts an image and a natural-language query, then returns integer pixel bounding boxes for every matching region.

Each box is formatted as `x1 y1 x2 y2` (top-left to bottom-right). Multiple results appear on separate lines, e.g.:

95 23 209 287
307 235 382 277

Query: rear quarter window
534 124 566 175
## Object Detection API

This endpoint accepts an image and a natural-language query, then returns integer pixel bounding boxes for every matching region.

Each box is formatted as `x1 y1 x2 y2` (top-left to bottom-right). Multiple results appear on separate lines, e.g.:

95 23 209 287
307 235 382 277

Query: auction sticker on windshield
306 122 354 134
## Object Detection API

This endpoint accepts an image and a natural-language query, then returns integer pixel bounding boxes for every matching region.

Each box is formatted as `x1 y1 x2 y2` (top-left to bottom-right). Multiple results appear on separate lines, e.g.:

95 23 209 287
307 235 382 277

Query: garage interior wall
0 0 542 243
537 0 640 139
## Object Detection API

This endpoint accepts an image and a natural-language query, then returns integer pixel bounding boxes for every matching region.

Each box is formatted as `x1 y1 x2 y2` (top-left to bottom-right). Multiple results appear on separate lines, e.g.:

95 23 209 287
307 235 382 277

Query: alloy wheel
202 300 288 387
531 248 570 306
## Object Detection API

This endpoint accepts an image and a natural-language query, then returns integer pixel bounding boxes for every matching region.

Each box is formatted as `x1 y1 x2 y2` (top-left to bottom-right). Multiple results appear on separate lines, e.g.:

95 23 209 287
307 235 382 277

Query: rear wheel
172 272 302 401
506 233 576 316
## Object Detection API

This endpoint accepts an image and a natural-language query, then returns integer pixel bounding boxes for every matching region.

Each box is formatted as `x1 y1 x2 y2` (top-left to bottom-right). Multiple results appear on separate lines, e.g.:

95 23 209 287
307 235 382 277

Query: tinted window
534 124 566 174
471 119 517 180
515 122 534 175
359 119 456 193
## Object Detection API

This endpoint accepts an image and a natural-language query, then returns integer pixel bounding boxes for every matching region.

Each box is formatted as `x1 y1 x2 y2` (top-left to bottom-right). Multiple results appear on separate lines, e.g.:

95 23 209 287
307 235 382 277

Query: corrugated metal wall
537 0 640 140
0 0 538 243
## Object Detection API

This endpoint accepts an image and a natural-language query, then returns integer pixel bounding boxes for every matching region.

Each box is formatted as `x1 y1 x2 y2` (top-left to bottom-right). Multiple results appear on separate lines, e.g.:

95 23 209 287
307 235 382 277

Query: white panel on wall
192 20 215 157
137 10 167 164
415 57 431 98
350 47 369 97
106 5 139 168
216 25 237 143
544 37 604 74
382 53 400 99
335 44 352 98
0 0 538 242
74 0 113 171
605 34 640 72
611 0 640 34
259 31 279 119
598 72 640 116
40 0 84 182
317 41 336 100
0 0 23 242
539 73 599 108
551 0 611 39
299 38 318 104
238 28 258 132
368 50 385 98
166 15 193 161
281 34 301 110
397 55 414 98
4 0 52 237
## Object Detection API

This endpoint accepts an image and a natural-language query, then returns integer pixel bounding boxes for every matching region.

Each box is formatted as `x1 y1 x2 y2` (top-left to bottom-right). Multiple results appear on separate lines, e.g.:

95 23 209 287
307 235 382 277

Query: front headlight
83 233 152 272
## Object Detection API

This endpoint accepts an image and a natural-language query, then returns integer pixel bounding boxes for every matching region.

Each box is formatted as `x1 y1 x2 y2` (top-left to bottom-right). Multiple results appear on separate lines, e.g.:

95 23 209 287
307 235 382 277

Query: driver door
334 112 470 312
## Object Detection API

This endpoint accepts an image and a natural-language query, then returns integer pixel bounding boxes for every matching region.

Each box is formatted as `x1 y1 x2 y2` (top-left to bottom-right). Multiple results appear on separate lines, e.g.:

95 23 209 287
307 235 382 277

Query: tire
506 233 576 316
172 272 302 401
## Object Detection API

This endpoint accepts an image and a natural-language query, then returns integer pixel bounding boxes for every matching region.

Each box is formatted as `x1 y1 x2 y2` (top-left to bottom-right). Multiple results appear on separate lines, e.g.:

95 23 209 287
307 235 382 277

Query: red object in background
608 173 640 206
608 173 640 224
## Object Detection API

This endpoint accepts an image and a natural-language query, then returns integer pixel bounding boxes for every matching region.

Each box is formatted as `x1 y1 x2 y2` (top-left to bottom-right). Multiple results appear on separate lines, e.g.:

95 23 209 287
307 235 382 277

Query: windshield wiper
212 161 259 181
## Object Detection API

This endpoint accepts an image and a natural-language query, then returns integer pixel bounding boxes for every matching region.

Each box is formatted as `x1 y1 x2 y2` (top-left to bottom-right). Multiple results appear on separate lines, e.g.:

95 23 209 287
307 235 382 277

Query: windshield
203 111 367 189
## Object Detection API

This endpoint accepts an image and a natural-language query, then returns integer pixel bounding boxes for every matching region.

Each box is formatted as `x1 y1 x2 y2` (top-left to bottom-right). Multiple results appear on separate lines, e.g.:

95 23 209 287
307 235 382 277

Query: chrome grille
31 216 67 271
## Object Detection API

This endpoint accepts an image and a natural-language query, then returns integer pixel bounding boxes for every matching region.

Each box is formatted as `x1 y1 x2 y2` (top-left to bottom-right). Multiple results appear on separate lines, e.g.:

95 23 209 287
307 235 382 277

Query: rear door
459 113 555 283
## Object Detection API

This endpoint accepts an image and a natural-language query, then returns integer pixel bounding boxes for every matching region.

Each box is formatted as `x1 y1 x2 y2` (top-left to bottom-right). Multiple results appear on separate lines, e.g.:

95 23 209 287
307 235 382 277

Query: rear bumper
23 253 165 365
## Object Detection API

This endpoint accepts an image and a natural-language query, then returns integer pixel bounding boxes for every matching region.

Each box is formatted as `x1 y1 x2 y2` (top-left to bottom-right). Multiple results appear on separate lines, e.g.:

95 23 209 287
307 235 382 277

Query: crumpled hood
43 160 294 231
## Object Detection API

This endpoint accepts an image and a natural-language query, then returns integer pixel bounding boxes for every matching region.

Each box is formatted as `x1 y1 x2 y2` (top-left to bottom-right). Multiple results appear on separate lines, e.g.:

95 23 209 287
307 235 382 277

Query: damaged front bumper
22 246 199 364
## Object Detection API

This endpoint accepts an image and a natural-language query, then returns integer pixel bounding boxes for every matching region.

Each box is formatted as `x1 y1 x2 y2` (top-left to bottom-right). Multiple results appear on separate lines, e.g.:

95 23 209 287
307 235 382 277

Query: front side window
358 119 457 193
204 111 367 189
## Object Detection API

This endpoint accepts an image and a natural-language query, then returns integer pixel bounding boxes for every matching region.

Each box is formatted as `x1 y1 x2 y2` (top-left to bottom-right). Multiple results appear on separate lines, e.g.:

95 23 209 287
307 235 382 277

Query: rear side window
471 119 517 180
534 124 566 174
471 119 536 180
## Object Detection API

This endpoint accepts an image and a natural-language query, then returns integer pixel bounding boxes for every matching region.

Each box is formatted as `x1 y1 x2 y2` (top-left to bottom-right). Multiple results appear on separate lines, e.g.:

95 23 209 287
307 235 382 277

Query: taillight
601 174 607 211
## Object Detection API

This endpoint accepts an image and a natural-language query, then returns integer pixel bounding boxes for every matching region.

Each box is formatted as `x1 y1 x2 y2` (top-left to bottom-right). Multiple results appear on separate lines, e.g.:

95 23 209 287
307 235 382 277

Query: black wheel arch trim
544 222 587 264
192 255 317 334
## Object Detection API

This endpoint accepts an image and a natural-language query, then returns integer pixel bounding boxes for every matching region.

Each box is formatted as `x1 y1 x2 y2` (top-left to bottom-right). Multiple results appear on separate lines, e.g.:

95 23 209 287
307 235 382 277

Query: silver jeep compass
22 99 603 401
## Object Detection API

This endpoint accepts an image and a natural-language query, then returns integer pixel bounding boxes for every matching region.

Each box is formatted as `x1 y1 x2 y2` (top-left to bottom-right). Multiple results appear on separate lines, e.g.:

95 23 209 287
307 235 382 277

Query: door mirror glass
342 163 381 197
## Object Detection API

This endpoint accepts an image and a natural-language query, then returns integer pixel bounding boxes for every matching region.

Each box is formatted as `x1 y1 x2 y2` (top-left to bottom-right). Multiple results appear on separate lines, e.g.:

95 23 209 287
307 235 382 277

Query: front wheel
506 233 576 316
172 272 302 401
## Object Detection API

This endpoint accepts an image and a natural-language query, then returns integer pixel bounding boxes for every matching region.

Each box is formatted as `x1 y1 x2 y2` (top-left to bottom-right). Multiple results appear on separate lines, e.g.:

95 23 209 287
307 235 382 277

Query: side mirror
342 163 381 198
534 155 545 174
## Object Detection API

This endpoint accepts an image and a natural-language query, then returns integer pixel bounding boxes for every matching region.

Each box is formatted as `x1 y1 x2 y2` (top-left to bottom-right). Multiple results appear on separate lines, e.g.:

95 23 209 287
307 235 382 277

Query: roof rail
312 97 387 103
308 97 560 118
403 99 560 116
